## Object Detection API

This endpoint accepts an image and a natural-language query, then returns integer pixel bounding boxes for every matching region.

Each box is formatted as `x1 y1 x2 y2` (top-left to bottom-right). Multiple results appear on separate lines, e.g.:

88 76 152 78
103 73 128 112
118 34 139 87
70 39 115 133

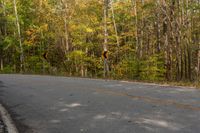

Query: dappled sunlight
137 118 183 131
143 119 168 127
106 84 123 87
65 103 82 108
110 112 121 116
175 88 196 92
49 119 61 124
59 108 69 112
121 115 131 120
93 112 132 121
93 115 106 120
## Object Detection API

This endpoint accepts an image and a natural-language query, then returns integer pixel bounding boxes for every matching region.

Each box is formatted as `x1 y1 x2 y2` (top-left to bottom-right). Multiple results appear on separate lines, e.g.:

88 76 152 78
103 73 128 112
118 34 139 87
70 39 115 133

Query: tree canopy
0 0 200 84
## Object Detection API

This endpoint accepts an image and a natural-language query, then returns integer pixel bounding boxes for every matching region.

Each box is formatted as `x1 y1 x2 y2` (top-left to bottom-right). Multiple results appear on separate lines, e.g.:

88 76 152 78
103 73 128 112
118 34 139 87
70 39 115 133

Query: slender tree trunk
165 33 170 80
197 49 200 81
187 43 192 81
0 0 6 71
176 0 182 81
131 0 138 56
110 0 119 48
64 15 69 53
103 0 108 51
184 46 188 80
156 0 161 53
81 64 84 77
41 31 45 74
61 0 70 54
181 49 184 79
0 59 3 71
110 0 120 62
103 0 109 79
2 0 6 35
13 0 24 73
162 1 171 80
140 0 144 58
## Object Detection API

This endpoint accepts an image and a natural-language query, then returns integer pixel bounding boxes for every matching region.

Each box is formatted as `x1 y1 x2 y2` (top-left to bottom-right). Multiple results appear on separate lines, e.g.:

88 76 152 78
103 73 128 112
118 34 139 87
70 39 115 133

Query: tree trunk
181 48 183 80
0 0 6 71
110 0 120 61
61 0 70 54
13 0 24 73
2 0 6 35
0 59 3 71
197 49 200 81
184 46 188 80
64 15 69 53
132 0 138 51
103 0 109 79
103 0 108 51
187 44 192 81
81 65 84 77
110 0 119 48
156 1 161 53
140 0 144 58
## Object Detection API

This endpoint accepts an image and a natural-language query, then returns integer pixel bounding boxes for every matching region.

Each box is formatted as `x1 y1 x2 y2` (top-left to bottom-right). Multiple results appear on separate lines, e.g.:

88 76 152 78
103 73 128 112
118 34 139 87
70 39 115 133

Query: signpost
102 50 109 79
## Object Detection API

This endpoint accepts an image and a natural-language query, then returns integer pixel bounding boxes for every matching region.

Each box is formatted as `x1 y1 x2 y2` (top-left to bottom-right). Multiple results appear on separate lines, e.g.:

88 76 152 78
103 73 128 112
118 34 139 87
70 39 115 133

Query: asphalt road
0 74 200 133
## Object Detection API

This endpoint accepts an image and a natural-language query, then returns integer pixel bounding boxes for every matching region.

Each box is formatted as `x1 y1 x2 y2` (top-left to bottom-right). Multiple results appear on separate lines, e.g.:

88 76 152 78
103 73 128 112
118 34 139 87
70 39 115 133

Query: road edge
0 104 18 133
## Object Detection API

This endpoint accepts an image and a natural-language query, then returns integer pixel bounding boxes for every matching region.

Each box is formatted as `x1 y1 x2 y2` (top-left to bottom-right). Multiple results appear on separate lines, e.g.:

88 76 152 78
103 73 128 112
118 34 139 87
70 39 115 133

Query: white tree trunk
61 0 69 54
103 0 108 51
103 0 109 79
13 0 24 72
131 0 138 55
110 0 119 47
64 18 69 52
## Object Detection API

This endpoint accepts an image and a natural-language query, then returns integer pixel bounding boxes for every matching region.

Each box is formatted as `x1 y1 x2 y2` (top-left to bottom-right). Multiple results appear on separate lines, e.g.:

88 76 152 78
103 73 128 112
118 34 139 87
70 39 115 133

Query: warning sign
43 52 48 60
102 51 108 59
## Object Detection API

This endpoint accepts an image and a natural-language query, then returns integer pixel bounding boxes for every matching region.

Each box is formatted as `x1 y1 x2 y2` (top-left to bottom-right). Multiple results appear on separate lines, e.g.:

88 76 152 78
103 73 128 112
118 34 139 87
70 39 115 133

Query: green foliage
0 0 199 84
0 65 14 73
140 54 166 81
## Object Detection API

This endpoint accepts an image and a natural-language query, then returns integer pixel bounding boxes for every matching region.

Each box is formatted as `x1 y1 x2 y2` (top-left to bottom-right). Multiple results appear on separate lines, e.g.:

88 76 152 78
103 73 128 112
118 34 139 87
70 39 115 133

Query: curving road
0 74 200 133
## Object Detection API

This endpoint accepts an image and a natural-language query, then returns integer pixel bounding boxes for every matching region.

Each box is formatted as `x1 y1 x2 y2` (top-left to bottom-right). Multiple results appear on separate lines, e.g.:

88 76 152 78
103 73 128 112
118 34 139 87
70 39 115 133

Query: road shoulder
0 104 18 133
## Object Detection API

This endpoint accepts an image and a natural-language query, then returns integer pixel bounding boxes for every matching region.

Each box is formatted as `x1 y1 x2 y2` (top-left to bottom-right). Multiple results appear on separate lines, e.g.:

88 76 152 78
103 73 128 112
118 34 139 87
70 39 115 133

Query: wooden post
104 58 109 79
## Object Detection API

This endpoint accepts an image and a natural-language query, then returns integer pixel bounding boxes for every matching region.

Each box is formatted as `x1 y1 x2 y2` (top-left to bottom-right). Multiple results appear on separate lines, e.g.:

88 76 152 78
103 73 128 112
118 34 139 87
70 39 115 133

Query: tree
1 0 199 85
13 0 24 72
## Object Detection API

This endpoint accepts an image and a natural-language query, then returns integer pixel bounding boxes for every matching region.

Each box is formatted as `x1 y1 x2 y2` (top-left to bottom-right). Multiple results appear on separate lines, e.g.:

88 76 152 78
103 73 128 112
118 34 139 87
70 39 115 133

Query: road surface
0 74 200 133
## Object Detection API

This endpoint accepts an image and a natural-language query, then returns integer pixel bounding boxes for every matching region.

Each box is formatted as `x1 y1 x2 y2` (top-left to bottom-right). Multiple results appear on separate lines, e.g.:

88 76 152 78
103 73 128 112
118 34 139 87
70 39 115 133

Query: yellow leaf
86 28 93 33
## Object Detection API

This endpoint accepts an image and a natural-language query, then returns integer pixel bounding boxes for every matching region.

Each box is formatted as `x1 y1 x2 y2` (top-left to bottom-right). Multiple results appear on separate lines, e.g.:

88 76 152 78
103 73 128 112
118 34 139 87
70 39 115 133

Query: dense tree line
0 0 199 83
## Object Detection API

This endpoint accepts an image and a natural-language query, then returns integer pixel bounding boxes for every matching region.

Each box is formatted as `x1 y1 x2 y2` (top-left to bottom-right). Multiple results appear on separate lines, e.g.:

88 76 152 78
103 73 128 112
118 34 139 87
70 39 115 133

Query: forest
0 0 200 84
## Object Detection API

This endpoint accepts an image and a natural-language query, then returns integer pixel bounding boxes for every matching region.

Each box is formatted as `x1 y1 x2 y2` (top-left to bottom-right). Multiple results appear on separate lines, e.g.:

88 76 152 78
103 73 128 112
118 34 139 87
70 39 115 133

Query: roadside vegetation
0 0 200 87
